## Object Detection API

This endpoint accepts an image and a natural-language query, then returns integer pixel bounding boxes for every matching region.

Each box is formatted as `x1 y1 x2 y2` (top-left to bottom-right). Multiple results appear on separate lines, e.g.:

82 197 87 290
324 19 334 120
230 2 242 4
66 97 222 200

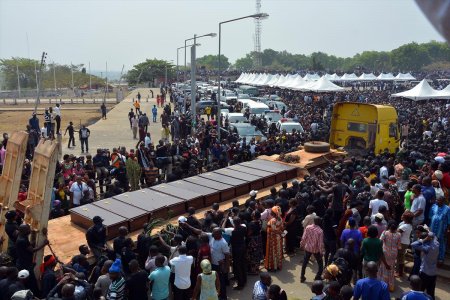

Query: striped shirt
106 277 125 300
252 280 268 300
300 224 325 254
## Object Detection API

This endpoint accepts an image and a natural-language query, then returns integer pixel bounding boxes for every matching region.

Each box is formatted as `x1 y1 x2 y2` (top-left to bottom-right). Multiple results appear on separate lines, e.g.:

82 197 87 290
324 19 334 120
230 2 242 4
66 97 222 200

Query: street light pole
217 13 269 140
190 35 197 133
184 32 216 83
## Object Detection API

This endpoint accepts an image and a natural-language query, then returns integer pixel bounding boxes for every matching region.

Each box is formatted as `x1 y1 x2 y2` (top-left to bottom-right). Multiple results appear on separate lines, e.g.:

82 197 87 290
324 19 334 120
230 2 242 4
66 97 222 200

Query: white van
237 99 256 111
247 101 269 116
224 112 248 123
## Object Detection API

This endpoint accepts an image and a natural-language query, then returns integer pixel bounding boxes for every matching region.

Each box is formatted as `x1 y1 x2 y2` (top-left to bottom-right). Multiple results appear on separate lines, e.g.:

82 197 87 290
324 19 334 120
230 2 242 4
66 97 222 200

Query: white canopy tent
278 74 299 89
306 76 346 92
285 76 308 90
358 73 377 81
395 73 416 81
391 79 440 100
377 73 395 81
303 73 319 81
270 74 286 87
265 74 280 86
436 84 450 99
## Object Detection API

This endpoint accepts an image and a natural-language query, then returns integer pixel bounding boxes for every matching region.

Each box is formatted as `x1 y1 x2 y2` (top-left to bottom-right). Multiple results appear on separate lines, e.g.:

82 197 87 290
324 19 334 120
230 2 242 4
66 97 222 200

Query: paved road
61 88 163 155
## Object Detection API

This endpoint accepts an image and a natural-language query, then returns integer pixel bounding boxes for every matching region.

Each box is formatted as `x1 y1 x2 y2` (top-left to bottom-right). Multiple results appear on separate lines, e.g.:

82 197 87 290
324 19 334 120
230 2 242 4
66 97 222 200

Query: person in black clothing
318 173 352 226
230 217 247 290
323 208 337 266
0 267 18 300
276 190 289 216
40 254 58 297
125 259 148 300
128 109 135 128
137 92 141 102
64 121 76 148
44 108 52 138
136 224 152 269
120 238 136 275
79 125 90 153
86 216 107 260
113 226 128 257
93 149 109 193
4 210 19 263
100 103 107 119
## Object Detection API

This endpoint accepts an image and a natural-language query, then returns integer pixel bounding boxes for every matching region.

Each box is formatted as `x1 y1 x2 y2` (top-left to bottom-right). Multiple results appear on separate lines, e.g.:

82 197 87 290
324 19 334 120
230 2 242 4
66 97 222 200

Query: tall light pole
184 32 216 82
217 13 268 139
177 43 200 84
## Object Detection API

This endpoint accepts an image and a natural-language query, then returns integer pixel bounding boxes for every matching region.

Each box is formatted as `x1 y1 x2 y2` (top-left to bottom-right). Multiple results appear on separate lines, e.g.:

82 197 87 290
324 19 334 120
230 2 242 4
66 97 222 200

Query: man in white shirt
410 184 426 226
379 163 389 184
69 176 89 207
144 133 152 148
169 245 193 300
54 103 61 134
207 228 230 300
368 190 389 216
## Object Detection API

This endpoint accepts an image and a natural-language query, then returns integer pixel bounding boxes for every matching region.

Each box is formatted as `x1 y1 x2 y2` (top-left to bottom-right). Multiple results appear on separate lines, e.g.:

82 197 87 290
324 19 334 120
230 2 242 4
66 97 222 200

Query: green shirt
361 237 383 262
404 190 413 210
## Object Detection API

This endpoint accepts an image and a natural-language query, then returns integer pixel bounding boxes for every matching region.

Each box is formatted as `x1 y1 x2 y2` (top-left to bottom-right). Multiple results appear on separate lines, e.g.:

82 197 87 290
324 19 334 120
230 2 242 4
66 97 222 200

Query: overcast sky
0 0 445 72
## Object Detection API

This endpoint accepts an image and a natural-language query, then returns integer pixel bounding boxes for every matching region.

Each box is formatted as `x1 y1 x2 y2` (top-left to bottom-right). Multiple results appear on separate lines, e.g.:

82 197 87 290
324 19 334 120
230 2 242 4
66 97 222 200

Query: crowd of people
0 73 449 300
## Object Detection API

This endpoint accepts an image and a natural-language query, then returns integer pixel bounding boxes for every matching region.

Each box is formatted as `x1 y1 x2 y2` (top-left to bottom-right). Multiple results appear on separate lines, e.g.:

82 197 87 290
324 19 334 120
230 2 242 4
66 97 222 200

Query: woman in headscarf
264 206 284 272
192 259 220 300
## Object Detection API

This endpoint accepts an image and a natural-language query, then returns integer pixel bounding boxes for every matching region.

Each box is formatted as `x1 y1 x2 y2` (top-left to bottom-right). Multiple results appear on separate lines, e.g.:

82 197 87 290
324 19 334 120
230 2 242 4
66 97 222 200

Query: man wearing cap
107 259 125 300
86 216 107 260
411 232 439 299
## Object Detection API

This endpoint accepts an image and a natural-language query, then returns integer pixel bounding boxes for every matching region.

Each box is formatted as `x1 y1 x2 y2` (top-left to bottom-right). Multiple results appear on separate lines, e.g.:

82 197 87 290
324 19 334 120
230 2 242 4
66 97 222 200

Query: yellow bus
329 102 400 154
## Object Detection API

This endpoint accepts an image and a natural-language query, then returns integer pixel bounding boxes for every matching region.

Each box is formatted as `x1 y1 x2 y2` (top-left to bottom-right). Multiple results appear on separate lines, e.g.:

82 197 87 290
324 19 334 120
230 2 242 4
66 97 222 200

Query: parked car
276 119 304 134
224 112 248 123
263 110 282 126
266 100 287 112
229 123 266 144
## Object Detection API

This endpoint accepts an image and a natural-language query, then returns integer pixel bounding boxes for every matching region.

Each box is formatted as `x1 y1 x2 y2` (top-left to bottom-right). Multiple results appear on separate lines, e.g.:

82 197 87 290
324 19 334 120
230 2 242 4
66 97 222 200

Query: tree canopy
196 54 230 70
233 41 450 72
0 57 105 90
126 59 174 85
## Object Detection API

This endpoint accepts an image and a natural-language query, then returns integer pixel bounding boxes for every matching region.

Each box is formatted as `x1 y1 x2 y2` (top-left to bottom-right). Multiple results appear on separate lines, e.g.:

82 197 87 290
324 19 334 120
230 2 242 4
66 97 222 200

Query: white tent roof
271 74 286 87
254 73 269 86
359 73 377 81
307 76 345 92
278 74 299 88
436 84 450 99
395 73 416 81
391 79 440 100
275 74 293 87
377 73 395 80
264 74 279 86
286 76 307 90
303 73 319 81
339 73 358 81
235 73 245 83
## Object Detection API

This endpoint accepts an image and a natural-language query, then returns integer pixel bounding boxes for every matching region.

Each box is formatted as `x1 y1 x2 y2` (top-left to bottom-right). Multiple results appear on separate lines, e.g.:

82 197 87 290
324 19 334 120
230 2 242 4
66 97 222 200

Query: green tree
196 54 230 70
234 54 254 70
126 59 174 85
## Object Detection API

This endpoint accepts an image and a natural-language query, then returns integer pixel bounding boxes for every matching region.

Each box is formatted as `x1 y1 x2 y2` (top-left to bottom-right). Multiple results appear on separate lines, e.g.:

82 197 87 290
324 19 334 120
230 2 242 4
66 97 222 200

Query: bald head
61 283 75 297
259 271 272 286
365 261 378 277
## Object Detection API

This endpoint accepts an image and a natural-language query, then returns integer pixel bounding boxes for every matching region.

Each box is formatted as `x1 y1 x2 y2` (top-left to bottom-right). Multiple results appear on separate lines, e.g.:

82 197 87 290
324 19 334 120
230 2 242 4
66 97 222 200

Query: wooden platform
51 153 333 262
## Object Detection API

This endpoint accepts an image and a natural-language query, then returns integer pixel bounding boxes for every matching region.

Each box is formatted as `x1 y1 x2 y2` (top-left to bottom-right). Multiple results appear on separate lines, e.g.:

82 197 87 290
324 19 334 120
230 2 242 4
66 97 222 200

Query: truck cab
329 102 399 154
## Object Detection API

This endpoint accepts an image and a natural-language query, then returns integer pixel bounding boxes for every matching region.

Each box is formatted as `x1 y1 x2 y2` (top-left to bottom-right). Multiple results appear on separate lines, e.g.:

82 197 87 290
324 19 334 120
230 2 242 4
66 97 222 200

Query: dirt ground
0 103 115 136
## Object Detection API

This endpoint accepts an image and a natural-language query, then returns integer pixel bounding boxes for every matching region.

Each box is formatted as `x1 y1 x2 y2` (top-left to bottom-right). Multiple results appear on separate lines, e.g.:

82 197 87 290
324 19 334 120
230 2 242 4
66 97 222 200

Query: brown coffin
199 172 249 196
213 168 264 191
228 165 277 187
240 159 298 182
112 189 173 220
92 199 149 232
69 204 128 239
149 184 203 211
183 176 235 202
167 180 220 207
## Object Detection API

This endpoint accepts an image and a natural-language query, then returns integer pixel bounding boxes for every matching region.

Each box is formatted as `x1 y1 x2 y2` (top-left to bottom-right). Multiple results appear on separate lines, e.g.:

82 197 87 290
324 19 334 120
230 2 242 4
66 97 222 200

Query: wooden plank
0 131 28 252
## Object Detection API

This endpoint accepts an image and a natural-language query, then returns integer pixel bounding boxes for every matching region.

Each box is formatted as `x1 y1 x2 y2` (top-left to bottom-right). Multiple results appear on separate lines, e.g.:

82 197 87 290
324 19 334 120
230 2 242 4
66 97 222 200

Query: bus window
389 123 398 139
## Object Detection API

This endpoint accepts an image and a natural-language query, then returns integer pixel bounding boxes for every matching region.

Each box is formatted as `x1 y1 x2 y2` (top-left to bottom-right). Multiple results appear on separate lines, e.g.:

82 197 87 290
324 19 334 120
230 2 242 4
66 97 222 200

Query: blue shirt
152 107 158 115
149 266 170 300
401 290 432 300
411 238 439 276
353 277 390 300
340 228 363 253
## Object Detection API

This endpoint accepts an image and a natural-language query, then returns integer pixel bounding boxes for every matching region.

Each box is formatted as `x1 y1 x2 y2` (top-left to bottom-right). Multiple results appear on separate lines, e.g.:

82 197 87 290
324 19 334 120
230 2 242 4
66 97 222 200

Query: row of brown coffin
69 159 298 239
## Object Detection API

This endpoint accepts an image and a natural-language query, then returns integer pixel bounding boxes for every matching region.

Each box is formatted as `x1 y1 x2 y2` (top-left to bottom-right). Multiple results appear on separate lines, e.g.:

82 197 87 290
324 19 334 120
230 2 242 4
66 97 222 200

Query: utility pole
71 62 74 93
53 62 57 92
89 61 91 91
190 35 197 132
105 61 108 95
16 65 21 98
34 51 47 113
